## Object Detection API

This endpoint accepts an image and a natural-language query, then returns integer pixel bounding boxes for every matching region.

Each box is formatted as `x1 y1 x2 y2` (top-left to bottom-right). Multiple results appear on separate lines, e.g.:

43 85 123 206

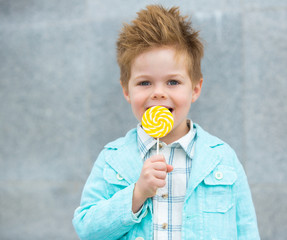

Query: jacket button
215 171 223 180
116 173 123 180
135 237 144 240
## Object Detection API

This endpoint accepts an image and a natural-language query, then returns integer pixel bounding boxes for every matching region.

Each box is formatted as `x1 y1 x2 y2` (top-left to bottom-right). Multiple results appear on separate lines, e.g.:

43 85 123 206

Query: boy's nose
151 87 167 100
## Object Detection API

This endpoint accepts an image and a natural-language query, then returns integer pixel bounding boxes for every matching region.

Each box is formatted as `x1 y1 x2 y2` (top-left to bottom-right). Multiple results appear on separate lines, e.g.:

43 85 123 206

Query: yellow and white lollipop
142 106 174 153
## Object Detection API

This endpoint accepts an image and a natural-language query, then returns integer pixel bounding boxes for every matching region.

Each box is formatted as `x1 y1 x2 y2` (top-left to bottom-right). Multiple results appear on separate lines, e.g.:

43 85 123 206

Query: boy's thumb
166 164 173 173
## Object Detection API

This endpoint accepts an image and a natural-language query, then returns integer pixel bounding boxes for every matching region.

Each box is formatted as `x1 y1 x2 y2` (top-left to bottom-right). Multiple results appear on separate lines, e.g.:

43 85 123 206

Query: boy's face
122 46 202 143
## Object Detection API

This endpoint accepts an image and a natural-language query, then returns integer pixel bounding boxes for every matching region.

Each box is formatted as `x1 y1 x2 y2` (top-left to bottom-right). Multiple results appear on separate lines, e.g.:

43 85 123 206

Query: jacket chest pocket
203 165 237 213
201 165 238 239
103 165 130 197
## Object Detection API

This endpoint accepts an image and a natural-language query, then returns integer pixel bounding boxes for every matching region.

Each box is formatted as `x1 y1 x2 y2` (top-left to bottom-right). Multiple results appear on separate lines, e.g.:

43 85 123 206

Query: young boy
73 5 260 240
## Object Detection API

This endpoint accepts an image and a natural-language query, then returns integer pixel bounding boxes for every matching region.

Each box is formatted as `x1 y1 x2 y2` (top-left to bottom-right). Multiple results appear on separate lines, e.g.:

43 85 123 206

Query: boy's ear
192 78 203 103
121 82 131 103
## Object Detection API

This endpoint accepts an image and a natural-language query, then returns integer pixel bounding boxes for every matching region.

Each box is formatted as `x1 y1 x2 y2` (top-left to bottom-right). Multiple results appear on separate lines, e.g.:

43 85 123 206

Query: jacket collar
104 124 225 198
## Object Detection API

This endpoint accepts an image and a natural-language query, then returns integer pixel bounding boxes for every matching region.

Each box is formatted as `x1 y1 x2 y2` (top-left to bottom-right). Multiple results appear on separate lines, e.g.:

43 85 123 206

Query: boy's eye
138 81 151 86
167 80 179 85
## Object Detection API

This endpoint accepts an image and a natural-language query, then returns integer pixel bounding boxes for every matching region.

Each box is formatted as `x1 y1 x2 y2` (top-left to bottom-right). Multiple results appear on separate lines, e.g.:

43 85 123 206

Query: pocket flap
103 165 129 186
204 165 237 185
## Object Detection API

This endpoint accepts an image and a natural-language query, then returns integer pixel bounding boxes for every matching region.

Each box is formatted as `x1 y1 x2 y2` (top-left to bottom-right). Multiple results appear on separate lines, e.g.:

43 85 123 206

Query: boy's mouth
146 106 174 114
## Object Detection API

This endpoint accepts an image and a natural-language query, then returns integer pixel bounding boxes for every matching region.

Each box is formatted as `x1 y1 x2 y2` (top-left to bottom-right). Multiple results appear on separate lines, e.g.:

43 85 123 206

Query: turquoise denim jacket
73 124 260 239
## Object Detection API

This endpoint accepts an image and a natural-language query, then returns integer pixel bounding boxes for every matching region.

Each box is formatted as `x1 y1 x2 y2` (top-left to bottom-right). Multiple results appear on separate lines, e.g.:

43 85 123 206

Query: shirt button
215 171 223 180
116 173 124 180
162 223 168 229
162 193 168 199
135 237 144 240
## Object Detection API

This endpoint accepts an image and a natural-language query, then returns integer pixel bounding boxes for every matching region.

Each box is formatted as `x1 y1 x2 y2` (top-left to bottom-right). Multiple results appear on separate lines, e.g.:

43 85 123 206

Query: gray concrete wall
0 1 286 239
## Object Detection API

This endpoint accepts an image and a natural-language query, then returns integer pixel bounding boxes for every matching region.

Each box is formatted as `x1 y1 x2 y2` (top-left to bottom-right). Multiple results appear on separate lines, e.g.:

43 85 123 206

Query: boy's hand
132 154 173 213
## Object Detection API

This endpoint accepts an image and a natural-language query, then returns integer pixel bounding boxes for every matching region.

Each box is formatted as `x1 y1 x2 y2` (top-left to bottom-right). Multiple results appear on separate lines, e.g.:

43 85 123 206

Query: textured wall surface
0 1 286 239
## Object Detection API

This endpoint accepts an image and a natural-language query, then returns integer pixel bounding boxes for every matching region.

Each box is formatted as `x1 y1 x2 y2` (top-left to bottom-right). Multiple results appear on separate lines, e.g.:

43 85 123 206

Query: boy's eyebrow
167 74 185 79
134 73 185 80
134 74 152 80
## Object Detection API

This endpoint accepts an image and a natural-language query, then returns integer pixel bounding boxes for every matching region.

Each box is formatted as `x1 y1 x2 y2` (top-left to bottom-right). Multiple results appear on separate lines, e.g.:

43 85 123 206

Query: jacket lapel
105 129 153 212
185 124 223 200
105 129 143 184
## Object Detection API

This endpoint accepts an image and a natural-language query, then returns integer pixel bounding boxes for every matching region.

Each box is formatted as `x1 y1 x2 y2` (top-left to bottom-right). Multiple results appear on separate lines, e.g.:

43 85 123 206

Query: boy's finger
153 170 167 179
153 163 173 173
153 162 167 171
166 164 173 173
150 154 166 163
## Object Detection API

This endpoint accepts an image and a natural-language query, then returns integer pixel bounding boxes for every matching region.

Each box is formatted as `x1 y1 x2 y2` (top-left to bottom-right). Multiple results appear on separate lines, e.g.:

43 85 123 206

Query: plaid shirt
137 120 196 240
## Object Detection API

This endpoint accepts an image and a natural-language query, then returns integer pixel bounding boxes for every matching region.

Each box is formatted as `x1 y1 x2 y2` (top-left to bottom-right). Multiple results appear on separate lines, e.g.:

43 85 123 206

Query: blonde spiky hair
117 5 204 88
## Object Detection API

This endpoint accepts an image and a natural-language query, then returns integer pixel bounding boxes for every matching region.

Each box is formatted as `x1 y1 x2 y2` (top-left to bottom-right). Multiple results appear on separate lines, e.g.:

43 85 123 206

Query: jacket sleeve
233 153 261 239
72 149 148 240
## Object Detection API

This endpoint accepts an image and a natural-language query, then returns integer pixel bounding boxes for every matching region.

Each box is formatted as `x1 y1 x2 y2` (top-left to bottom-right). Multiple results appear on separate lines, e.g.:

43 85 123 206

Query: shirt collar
137 119 197 159
137 124 157 159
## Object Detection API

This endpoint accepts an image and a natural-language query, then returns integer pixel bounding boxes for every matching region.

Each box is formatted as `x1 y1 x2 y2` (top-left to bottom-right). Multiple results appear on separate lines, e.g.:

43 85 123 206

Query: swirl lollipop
142 106 174 154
